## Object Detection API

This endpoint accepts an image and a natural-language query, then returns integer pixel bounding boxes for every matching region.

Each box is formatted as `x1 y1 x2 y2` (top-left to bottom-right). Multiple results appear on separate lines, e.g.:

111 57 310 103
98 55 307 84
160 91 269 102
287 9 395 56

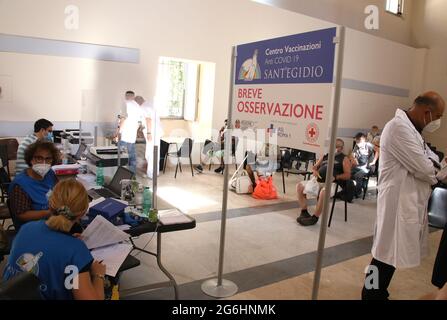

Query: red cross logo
305 123 319 143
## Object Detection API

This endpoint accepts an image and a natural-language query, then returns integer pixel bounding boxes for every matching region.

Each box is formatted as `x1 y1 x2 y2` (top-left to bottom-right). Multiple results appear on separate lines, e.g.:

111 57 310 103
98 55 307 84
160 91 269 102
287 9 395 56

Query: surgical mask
32 163 52 177
46 131 54 142
424 112 441 133
357 141 366 148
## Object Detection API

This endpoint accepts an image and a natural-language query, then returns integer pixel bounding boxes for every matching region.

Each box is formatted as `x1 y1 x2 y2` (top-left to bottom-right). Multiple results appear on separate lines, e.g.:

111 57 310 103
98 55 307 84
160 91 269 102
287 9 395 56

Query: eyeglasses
33 156 53 163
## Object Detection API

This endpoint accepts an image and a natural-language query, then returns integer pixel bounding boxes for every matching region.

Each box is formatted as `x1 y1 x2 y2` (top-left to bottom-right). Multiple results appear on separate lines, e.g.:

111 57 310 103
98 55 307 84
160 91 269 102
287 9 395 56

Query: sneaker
194 165 203 173
214 166 224 173
298 215 319 226
296 209 311 223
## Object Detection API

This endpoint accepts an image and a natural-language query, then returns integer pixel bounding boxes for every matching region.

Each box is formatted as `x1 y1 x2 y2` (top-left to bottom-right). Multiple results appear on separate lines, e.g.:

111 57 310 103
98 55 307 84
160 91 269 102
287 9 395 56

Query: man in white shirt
117 91 145 173
135 96 163 179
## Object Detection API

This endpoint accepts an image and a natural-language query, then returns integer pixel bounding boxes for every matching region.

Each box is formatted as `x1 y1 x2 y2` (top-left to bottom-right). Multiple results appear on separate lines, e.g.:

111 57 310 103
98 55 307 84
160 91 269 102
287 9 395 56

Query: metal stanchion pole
311 26 346 300
201 46 238 298
152 145 158 209
94 126 98 147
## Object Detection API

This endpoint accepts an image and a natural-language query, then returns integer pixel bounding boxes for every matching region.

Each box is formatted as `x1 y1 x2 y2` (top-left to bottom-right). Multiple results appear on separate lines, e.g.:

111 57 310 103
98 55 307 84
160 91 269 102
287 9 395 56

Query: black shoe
214 167 224 173
298 215 319 226
297 209 311 223
194 165 203 173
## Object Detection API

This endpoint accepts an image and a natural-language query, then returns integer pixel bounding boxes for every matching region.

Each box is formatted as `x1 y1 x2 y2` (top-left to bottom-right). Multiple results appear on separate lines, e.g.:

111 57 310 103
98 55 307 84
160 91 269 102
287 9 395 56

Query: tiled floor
1 160 442 300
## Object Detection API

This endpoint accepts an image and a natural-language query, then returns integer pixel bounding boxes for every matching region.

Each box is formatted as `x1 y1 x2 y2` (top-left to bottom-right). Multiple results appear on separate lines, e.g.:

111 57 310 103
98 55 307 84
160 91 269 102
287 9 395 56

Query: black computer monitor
108 166 134 195
74 143 88 160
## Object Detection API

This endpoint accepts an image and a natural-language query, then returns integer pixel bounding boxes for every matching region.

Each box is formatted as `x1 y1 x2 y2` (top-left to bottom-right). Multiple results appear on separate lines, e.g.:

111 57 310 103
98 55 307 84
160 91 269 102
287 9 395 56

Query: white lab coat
141 101 164 179
372 109 438 268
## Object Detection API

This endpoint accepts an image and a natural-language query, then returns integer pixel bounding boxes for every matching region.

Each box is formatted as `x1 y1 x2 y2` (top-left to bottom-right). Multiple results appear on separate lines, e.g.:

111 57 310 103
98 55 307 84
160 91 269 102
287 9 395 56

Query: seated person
366 125 380 144
351 132 378 198
3 179 106 300
250 143 281 177
195 119 238 173
9 141 60 230
16 118 54 174
296 139 351 226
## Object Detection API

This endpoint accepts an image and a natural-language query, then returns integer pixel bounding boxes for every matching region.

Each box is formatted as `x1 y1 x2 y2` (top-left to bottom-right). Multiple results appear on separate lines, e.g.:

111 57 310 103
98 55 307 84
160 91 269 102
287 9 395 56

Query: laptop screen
108 166 134 195
75 143 87 159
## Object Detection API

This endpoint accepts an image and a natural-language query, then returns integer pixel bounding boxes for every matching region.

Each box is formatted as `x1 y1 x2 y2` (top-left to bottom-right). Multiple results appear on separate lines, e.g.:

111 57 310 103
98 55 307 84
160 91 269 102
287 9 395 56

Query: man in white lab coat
362 91 445 300
135 96 164 179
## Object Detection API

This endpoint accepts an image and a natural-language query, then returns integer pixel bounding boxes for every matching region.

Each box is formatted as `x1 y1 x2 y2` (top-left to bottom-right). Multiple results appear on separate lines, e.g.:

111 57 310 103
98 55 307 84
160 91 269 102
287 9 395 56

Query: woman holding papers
3 179 107 300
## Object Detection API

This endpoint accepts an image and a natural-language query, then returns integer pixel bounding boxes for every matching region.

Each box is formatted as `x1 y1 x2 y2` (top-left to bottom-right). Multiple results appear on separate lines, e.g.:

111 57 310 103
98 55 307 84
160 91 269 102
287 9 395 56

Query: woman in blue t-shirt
3 179 106 300
9 141 59 230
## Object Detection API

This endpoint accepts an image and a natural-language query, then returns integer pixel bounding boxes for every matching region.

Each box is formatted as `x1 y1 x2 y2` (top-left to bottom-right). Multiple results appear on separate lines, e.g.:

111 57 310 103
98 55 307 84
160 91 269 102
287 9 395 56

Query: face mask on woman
32 163 51 177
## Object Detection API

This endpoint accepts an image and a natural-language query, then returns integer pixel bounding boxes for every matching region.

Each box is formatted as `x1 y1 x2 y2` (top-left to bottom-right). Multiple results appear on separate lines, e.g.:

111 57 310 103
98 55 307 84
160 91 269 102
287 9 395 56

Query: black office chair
163 138 194 179
328 181 349 228
428 188 447 229
0 272 41 300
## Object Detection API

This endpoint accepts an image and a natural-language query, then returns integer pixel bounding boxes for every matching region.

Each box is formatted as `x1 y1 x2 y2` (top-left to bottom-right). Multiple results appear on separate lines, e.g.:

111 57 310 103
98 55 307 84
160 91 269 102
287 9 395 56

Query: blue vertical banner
233 28 337 152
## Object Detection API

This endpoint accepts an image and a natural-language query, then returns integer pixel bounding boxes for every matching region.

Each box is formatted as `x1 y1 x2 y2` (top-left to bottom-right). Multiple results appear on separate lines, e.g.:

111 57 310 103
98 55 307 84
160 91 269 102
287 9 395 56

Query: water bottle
62 149 68 165
96 163 104 186
143 187 152 217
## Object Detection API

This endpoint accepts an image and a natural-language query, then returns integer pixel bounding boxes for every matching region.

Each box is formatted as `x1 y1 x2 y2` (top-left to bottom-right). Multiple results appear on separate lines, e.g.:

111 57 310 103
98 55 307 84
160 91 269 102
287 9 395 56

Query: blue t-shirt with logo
2 220 93 300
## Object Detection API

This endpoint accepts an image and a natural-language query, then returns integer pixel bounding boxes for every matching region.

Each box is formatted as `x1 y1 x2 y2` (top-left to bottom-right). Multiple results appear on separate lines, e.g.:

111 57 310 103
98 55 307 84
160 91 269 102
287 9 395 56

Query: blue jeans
119 141 136 173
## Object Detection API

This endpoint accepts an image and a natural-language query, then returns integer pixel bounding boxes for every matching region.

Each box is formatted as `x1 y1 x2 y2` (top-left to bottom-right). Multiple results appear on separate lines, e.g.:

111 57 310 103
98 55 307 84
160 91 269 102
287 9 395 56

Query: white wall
0 0 334 138
0 0 427 154
411 0 447 152
253 0 415 46
338 28 424 134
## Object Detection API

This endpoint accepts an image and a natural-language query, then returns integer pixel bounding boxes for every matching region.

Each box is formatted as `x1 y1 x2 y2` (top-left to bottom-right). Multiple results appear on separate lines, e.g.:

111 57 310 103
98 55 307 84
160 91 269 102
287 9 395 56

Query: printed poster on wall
233 27 337 153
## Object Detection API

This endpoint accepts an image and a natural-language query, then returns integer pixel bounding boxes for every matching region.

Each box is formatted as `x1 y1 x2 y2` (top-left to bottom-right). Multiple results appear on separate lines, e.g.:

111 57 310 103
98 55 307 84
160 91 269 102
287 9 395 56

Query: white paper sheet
158 209 191 225
82 215 130 250
91 243 133 277
88 197 106 209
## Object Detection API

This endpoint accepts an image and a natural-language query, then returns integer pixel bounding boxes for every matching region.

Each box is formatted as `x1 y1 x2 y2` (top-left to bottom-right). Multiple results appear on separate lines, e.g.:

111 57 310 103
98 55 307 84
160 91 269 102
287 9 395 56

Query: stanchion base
201 279 238 298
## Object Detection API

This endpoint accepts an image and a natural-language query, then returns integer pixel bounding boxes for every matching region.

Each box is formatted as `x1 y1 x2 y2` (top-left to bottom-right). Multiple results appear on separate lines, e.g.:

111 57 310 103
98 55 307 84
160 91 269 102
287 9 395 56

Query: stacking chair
0 166 11 203
428 188 447 229
0 139 19 178
163 138 194 178
328 181 349 228
362 163 379 200
280 148 313 194
0 203 11 226
208 137 239 172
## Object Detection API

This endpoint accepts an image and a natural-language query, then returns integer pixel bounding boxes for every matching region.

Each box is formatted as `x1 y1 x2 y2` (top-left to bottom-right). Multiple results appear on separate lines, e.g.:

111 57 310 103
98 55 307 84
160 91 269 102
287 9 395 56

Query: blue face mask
46 131 54 142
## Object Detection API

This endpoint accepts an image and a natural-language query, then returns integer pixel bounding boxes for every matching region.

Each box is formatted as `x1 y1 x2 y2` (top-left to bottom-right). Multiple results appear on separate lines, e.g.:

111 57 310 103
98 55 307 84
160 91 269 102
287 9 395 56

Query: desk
120 215 196 299
77 173 196 299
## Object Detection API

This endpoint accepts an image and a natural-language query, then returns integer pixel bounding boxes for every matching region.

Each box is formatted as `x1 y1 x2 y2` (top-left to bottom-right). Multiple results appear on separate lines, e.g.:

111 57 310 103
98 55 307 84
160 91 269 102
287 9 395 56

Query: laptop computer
66 143 88 164
87 166 134 200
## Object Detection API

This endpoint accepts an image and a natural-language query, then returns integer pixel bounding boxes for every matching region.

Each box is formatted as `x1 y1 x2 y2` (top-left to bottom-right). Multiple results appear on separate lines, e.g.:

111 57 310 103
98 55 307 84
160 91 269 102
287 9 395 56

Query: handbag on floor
229 155 253 194
252 176 278 200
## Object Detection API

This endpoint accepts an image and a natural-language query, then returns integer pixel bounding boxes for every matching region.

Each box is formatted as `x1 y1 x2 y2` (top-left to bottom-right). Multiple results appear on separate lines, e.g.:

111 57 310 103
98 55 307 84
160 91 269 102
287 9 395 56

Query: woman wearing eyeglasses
9 141 60 230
